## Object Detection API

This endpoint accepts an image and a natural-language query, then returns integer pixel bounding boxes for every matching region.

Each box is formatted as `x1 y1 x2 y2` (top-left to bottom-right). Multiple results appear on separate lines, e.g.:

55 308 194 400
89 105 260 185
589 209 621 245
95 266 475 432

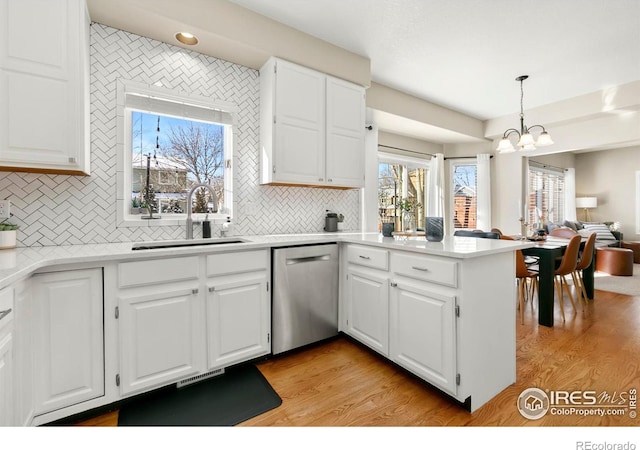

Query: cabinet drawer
206 250 268 277
391 252 457 288
118 256 200 288
347 245 388 271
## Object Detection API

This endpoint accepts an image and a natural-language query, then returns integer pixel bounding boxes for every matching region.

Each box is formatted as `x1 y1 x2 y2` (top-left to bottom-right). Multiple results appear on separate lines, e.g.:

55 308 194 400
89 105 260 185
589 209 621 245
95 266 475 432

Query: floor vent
176 368 225 388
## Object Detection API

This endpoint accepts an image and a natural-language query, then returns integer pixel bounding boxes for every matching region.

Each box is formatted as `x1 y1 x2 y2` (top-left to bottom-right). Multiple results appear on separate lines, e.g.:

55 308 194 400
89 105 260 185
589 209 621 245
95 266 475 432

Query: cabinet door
325 76 365 188
346 267 389 356
0 286 13 426
0 330 12 427
32 268 104 415
12 280 32 426
390 280 457 395
119 286 204 395
273 59 326 184
206 272 270 370
0 0 89 175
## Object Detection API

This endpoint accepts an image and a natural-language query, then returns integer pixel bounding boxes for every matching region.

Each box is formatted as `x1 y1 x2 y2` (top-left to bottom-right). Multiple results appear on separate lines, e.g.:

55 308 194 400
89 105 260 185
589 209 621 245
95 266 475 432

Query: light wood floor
75 287 640 427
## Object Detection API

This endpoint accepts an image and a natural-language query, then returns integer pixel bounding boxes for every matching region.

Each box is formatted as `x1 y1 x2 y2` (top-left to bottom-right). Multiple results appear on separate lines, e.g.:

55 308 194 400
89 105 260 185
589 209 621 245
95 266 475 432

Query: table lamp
575 197 597 222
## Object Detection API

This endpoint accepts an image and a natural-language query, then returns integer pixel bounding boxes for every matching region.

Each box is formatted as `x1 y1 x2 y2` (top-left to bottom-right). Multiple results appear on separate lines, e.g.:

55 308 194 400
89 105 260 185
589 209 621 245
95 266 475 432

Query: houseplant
337 213 345 231
131 198 140 215
399 198 421 232
0 221 19 249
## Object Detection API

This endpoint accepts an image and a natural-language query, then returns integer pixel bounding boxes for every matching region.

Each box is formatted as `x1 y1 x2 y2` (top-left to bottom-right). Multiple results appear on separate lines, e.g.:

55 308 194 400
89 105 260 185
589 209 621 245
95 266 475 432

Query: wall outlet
0 200 10 219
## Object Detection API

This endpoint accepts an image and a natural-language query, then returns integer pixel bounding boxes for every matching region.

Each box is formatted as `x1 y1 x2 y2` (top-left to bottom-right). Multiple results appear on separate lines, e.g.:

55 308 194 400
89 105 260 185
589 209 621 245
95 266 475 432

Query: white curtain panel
427 153 445 218
476 153 492 231
564 167 577 222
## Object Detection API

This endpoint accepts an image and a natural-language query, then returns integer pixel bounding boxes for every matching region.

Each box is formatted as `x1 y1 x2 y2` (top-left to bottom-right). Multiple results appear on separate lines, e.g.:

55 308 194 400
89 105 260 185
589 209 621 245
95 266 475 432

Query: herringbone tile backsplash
0 24 360 247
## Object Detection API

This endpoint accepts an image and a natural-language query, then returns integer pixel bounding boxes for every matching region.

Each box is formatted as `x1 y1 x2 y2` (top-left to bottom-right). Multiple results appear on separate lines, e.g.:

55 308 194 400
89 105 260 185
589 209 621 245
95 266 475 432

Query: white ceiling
227 0 640 120
86 0 640 145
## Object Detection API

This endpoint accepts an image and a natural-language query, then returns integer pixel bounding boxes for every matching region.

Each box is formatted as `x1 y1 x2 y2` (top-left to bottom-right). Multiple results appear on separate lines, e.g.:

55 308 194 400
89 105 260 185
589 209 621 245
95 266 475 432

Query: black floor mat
117 365 282 426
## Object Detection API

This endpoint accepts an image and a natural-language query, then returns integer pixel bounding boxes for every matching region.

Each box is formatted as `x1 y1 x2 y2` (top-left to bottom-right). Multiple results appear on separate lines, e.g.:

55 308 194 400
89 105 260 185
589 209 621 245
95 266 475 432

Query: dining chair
553 234 582 321
501 235 538 324
573 231 597 307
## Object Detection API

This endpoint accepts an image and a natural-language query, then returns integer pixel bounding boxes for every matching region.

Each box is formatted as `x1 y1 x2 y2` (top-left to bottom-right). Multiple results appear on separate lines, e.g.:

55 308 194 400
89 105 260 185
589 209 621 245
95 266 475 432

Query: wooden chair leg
518 279 525 324
577 271 588 307
555 275 566 322
562 275 577 313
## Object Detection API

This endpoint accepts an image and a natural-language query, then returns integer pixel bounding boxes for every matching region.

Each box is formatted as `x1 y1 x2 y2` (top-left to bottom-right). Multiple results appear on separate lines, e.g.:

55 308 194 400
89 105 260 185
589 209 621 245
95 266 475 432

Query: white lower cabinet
342 244 518 412
116 250 270 396
206 272 270 369
31 268 104 416
117 257 204 396
205 250 271 369
389 279 457 395
343 245 390 356
0 286 14 426
345 267 389 356
118 286 205 395
13 280 32 426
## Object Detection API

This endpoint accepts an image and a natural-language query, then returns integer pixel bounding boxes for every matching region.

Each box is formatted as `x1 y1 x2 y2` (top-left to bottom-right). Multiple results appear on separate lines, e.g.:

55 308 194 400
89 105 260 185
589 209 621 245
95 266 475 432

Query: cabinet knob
327 178 332 182
191 289 199 295
208 287 215 293
318 178 324 182
390 282 397 288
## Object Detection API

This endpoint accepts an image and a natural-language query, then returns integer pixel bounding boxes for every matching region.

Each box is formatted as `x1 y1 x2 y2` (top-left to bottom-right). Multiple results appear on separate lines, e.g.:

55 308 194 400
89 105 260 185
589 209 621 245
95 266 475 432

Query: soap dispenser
221 216 232 236
202 214 211 238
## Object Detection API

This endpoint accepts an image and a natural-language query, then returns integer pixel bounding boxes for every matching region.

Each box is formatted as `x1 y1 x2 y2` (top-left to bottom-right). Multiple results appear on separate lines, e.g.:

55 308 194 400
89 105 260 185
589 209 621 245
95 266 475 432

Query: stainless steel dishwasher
272 244 339 355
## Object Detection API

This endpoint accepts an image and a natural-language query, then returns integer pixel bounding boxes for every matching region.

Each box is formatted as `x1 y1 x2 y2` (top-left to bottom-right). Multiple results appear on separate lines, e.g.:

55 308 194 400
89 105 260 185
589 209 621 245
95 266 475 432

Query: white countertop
0 232 533 289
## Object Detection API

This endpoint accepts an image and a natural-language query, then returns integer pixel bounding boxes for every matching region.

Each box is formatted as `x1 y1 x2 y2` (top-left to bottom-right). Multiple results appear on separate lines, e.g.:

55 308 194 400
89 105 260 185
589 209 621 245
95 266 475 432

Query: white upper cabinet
260 57 365 189
0 0 90 175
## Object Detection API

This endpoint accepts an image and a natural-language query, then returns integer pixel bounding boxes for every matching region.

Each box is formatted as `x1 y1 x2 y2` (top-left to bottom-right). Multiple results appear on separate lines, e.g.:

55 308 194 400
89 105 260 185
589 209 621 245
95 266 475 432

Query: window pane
528 167 565 231
378 162 401 231
131 111 226 215
378 161 427 232
407 166 426 230
452 163 477 230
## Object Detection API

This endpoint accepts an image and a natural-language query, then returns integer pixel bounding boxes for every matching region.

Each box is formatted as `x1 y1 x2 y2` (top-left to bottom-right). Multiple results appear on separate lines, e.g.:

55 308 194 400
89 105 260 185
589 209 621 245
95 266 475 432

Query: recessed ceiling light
175 32 198 46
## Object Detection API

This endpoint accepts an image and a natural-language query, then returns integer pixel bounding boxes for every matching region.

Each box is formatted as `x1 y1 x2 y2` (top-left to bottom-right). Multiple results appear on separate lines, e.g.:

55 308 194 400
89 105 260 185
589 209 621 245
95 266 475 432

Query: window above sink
116 79 237 228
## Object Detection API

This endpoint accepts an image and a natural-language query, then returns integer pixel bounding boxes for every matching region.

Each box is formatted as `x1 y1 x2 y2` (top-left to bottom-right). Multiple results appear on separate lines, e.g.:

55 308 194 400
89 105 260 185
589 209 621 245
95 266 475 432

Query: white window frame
449 158 478 231
378 152 430 228
527 162 565 230
116 79 236 228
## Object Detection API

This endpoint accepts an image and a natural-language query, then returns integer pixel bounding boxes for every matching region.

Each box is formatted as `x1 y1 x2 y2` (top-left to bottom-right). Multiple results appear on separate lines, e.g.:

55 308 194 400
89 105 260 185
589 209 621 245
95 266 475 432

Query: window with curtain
528 162 565 231
450 161 478 230
378 153 429 233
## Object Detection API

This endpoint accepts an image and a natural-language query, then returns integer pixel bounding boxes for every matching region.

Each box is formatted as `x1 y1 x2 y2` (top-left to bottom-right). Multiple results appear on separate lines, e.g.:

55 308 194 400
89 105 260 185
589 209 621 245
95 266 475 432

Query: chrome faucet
185 183 218 239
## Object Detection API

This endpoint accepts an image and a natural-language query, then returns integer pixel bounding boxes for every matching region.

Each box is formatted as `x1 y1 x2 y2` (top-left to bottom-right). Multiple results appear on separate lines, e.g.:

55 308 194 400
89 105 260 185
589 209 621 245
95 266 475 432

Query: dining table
521 236 595 327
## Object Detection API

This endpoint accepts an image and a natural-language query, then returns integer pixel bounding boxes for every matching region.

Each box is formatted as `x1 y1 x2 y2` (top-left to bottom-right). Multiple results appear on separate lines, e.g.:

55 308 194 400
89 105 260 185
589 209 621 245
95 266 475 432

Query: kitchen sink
132 237 249 250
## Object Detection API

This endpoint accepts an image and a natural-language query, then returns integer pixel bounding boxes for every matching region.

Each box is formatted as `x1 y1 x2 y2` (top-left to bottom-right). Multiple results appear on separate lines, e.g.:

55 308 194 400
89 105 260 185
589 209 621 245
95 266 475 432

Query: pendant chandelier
496 75 554 153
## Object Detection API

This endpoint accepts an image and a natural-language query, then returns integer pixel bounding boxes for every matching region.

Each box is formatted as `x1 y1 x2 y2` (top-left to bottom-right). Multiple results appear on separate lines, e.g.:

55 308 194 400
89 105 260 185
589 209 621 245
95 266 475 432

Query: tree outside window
131 112 228 216
378 155 428 233
452 162 477 230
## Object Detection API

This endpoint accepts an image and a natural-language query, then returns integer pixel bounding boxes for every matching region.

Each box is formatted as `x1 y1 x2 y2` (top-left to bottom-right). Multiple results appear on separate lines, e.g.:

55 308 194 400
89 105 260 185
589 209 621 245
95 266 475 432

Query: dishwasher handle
286 254 331 265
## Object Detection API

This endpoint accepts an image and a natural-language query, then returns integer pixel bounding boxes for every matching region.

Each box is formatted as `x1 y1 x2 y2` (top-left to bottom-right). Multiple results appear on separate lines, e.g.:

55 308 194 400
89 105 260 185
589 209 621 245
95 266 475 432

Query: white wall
575 146 640 239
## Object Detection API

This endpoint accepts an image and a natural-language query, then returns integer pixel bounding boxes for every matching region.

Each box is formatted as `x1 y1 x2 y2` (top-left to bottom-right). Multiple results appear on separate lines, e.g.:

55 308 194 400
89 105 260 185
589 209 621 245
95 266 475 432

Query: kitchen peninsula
0 233 532 425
